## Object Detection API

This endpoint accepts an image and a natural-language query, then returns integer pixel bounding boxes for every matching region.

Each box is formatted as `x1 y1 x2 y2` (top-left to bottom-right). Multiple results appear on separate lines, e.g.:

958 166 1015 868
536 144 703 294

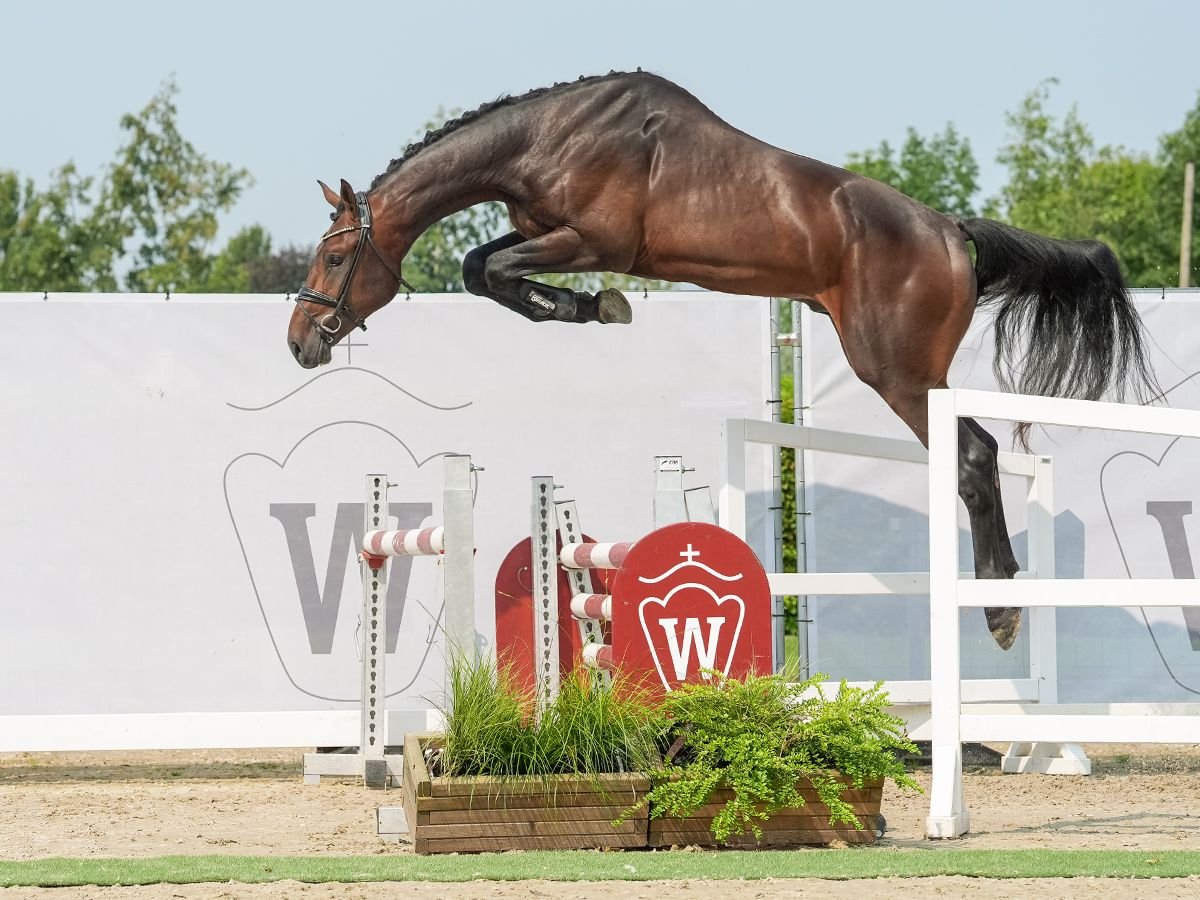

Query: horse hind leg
855 381 1022 650
962 417 1020 578
958 417 1022 650
829 228 1021 649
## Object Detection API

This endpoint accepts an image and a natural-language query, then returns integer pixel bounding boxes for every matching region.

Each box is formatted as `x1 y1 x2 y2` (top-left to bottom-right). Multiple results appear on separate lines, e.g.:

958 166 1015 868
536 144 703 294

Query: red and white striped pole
559 541 634 570
362 526 445 558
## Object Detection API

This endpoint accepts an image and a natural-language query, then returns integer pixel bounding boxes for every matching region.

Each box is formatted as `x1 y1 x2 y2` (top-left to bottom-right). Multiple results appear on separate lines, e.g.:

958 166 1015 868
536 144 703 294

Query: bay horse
286 71 1157 650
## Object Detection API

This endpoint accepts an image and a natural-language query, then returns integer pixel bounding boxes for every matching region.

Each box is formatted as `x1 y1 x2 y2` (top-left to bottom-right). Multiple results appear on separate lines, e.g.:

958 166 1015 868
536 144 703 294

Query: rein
294 192 414 344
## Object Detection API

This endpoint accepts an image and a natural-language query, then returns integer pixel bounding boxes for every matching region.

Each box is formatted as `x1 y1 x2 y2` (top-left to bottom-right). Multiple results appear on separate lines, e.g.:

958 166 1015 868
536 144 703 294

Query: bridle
293 191 413 345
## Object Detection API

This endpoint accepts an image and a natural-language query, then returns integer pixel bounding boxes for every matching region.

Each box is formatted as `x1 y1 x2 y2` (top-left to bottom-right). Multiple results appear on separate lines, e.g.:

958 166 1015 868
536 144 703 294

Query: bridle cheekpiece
294 191 413 344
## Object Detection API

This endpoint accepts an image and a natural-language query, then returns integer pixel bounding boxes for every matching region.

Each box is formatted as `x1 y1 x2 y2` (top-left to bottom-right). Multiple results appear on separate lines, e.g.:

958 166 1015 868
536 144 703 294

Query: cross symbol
334 332 369 365
678 544 701 563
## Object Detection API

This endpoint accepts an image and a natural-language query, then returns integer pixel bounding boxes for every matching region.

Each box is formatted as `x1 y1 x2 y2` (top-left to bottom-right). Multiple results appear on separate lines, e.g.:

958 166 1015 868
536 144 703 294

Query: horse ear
318 180 340 209
339 179 359 218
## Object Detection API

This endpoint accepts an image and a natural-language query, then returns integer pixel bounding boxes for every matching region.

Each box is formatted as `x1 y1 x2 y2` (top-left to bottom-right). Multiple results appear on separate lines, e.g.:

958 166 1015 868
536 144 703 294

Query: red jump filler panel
610 522 772 693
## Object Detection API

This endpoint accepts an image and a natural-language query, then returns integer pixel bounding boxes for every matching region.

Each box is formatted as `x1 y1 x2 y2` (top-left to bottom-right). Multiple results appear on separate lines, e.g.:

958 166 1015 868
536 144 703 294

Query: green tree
845 124 980 216
1072 150 1166 287
205 225 273 293
986 80 1189 287
98 79 253 292
247 243 315 294
1152 92 1200 287
984 80 1096 235
0 164 123 291
0 80 259 293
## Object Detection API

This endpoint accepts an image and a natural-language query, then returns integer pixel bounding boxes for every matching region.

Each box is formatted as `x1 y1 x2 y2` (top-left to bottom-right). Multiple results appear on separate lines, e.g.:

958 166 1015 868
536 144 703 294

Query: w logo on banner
269 501 430 653
609 522 772 694
655 616 729 681
1101 439 1200 652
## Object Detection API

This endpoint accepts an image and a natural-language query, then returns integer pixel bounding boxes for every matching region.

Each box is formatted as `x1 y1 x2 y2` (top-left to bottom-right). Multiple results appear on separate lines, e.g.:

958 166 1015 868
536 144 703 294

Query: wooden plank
415 787 646 812
404 733 433 799
648 789 882 849
424 804 635 825
402 754 419 834
651 826 876 848
414 830 649 854
668 789 880 811
652 812 875 831
657 816 873 835
727 828 876 847
429 772 650 798
415 818 646 840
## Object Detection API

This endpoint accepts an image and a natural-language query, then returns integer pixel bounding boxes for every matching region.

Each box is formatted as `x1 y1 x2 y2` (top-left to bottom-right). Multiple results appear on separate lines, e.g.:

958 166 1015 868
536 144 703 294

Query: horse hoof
985 607 1022 651
596 289 632 324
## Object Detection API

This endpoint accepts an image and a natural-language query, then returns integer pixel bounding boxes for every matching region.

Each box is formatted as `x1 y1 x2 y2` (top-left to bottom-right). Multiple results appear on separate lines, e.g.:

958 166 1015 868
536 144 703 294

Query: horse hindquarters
824 225 1023 649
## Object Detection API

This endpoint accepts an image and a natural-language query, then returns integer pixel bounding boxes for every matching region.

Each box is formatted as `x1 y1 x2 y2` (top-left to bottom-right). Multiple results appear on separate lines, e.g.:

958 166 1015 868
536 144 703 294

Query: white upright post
684 486 717 525
718 419 748 538
1026 453 1058 704
654 456 689 527
360 473 390 789
1003 453 1091 775
926 390 969 838
531 476 561 712
441 454 476 663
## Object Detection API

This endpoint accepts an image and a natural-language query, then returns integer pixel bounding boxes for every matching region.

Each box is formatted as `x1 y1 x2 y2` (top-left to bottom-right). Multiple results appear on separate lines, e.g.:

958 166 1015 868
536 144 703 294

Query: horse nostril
289 340 302 361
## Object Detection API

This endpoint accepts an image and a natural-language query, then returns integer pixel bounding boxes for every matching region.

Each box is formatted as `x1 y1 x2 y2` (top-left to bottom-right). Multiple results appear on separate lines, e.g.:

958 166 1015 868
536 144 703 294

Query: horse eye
329 211 337 222
327 254 344 267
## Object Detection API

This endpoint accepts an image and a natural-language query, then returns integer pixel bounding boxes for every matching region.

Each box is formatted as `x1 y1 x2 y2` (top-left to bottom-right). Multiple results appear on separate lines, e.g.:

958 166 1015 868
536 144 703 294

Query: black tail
962 217 1159 448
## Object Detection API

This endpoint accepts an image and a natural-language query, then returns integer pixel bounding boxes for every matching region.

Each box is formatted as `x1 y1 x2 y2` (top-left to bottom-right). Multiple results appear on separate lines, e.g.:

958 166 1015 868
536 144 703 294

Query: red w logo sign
611 523 771 694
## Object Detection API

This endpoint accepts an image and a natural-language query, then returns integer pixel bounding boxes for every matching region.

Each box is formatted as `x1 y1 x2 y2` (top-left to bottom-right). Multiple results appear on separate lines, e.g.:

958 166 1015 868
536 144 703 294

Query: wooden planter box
401 734 884 852
401 734 650 854
648 777 884 848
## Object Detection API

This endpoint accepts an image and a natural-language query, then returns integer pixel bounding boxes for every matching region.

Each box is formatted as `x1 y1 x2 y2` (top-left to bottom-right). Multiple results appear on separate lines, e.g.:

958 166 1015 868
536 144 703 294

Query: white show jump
925 389 1200 838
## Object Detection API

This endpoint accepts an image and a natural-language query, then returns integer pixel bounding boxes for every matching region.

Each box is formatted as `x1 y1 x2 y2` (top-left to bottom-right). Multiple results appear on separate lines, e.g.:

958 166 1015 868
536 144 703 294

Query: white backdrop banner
801 290 1200 702
0 292 772 749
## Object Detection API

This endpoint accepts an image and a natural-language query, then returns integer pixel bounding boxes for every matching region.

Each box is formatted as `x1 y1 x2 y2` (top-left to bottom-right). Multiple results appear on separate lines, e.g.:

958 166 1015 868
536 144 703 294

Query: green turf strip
2 850 1200 887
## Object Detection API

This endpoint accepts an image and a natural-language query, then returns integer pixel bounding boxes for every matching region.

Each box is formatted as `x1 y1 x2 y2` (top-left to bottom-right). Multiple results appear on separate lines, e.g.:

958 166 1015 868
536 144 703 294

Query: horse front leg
462 228 632 325
462 232 545 321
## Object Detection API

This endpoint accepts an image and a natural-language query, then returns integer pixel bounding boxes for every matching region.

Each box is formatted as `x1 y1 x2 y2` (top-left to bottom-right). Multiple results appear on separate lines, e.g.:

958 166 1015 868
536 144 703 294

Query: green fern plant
624 670 921 842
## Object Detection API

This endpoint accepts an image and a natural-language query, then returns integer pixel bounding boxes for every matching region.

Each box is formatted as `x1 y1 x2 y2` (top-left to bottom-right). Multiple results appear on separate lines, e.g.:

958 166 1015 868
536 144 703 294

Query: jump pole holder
529 455 716 710
303 453 475 789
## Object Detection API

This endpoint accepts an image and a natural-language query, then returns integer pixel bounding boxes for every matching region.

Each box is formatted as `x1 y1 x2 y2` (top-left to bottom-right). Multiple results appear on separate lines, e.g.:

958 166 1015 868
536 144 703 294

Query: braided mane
370 70 637 189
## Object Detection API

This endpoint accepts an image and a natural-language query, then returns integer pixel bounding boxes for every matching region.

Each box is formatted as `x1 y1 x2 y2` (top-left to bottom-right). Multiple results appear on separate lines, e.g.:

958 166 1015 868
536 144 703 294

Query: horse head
287 178 404 368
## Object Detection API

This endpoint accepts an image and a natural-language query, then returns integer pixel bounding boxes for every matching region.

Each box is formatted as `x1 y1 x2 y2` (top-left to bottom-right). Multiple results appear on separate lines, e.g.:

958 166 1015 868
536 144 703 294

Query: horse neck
367 123 520 263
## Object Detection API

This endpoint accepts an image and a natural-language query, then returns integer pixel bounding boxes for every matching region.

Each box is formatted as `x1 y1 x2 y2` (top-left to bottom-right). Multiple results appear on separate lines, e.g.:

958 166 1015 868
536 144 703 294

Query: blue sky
3 0 1198 250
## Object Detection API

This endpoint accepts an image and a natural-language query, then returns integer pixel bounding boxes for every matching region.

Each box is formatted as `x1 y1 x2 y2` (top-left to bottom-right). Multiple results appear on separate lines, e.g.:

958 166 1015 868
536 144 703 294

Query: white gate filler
720 412 1086 776
925 389 1200 838
722 389 1200 839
